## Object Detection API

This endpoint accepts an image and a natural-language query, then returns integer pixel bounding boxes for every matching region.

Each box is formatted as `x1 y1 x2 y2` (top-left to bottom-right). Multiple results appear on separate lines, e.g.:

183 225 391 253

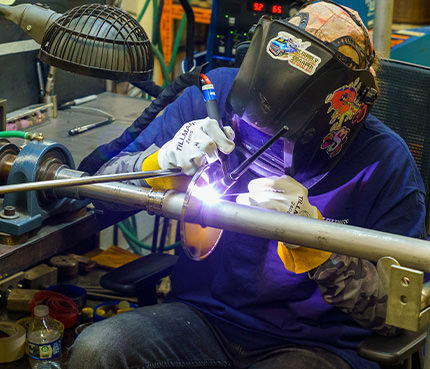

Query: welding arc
0 169 181 194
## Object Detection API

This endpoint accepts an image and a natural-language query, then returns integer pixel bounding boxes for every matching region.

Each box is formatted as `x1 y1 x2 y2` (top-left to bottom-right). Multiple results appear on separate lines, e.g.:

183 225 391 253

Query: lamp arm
0 3 60 43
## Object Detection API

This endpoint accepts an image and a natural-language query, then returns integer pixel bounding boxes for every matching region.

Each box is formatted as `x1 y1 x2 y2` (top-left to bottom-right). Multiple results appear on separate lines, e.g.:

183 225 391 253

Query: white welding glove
158 117 235 175
236 176 331 274
236 176 319 220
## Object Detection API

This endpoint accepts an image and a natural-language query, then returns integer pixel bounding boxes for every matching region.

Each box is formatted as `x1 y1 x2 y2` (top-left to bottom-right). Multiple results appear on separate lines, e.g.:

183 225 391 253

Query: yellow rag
277 210 332 274
142 151 190 191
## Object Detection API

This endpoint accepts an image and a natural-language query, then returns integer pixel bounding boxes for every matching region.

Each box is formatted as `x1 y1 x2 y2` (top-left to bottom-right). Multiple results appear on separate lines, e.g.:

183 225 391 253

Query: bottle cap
34 305 49 317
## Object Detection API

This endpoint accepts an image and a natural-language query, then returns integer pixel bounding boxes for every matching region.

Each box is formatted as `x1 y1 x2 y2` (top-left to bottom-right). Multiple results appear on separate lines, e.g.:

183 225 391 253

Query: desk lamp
0 3 153 81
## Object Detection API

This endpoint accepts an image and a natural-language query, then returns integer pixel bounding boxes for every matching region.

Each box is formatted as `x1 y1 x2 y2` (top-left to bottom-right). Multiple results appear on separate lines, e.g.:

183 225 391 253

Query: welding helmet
226 0 378 184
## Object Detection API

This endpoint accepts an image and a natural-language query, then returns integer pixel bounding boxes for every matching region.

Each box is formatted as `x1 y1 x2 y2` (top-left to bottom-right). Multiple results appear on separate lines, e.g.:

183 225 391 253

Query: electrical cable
152 0 164 47
152 44 171 84
136 0 151 23
113 223 119 246
117 221 181 251
152 215 160 253
158 217 170 252
178 0 195 72
152 0 166 62
131 214 138 233
152 0 158 40
66 106 115 121
168 14 186 74
132 1 187 94
119 218 145 255
78 64 209 175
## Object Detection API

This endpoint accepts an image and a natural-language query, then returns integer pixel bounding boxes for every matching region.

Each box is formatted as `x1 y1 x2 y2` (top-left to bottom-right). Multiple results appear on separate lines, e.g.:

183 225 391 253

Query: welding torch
213 125 289 194
200 73 230 175
199 74 288 192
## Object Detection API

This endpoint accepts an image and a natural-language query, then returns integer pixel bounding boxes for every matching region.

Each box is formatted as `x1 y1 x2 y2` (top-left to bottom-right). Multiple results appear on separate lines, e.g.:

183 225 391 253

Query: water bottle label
28 338 61 360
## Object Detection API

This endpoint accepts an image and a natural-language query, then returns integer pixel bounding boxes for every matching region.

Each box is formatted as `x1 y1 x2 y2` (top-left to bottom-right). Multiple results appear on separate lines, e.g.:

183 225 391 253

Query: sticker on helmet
325 78 362 131
321 126 350 158
321 78 368 158
352 104 367 125
266 32 321 75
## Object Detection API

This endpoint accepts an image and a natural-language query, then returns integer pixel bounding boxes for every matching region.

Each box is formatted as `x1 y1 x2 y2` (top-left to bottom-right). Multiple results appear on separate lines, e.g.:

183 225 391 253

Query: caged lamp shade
39 4 153 81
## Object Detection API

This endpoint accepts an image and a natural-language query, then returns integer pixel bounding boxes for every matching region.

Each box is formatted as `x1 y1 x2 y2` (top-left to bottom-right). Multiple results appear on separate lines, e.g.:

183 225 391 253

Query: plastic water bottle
27 305 62 369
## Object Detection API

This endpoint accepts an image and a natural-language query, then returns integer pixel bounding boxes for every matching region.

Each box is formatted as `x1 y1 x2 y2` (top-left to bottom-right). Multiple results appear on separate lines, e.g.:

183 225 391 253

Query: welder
70 1 426 368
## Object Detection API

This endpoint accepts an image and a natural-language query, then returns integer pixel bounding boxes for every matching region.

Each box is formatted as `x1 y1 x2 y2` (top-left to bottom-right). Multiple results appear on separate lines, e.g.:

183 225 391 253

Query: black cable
131 80 163 98
175 221 182 255
152 215 160 253
78 64 208 175
113 224 119 246
158 217 170 253
178 0 195 71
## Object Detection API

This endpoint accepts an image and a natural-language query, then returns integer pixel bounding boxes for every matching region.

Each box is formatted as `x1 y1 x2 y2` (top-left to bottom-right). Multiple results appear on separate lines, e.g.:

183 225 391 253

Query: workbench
0 92 151 276
0 92 154 369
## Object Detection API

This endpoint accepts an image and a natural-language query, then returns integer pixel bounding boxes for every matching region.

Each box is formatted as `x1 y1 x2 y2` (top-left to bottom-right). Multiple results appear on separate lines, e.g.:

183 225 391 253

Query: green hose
168 13 186 74
152 0 158 39
137 0 151 23
152 44 171 84
0 131 29 139
160 12 186 88
135 0 186 88
118 220 182 252
0 131 43 140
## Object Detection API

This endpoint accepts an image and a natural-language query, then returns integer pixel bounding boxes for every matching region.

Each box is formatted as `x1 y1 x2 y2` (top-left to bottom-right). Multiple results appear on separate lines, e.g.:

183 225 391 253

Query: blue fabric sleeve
123 68 239 153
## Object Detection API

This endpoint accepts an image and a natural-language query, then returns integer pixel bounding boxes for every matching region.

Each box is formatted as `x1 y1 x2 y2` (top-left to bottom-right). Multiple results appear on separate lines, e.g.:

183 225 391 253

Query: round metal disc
180 162 225 260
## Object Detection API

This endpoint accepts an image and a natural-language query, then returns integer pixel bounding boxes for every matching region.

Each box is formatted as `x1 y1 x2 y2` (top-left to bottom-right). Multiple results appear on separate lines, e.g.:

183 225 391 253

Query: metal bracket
386 264 430 331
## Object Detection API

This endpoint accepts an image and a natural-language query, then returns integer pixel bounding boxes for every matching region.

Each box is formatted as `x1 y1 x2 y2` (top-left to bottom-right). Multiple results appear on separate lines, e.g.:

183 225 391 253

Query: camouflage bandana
288 1 375 70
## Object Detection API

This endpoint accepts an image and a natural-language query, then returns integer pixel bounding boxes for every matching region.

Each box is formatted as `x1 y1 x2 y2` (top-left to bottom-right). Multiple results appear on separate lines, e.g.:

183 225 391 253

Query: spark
192 183 222 205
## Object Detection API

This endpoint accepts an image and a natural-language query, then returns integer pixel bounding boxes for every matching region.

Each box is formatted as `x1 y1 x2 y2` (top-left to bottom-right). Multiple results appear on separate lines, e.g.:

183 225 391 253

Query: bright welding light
191 183 222 204
187 162 230 205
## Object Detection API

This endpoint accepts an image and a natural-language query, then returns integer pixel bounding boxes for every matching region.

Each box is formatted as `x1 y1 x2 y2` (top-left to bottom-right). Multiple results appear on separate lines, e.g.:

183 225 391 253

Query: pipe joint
146 189 168 215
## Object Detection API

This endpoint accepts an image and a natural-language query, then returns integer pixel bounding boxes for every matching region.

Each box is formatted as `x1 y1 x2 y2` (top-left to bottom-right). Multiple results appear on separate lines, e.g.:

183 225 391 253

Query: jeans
68 302 351 369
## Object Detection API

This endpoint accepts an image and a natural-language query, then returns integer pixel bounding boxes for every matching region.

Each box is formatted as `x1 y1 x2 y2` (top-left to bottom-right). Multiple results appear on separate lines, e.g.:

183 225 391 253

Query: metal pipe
373 0 394 58
59 182 154 209
0 168 181 194
57 180 430 272
187 195 430 272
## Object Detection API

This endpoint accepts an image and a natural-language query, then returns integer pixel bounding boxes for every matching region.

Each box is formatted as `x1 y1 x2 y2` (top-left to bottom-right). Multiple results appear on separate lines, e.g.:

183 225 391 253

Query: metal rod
0 168 181 194
6 102 53 122
215 125 289 192
229 125 288 181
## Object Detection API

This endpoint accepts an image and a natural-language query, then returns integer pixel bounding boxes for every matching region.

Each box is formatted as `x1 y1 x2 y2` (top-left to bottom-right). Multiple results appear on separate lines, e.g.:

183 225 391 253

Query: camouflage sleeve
95 144 159 186
309 253 399 335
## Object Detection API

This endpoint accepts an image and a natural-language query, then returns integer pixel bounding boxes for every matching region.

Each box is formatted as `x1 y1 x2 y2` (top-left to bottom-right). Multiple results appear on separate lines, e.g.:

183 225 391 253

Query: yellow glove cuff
277 209 332 274
142 151 190 191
